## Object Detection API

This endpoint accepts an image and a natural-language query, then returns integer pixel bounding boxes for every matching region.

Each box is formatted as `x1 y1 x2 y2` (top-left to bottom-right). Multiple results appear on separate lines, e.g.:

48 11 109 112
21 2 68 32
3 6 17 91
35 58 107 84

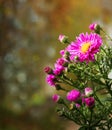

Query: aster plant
44 23 112 130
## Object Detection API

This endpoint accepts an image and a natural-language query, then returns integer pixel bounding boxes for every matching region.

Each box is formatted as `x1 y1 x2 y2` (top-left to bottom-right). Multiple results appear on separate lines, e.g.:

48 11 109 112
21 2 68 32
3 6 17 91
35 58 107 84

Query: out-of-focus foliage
0 0 112 130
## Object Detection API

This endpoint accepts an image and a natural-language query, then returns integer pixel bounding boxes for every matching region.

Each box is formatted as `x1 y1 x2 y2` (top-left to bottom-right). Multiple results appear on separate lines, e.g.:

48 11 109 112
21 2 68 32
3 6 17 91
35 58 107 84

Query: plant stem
59 76 73 87
88 109 93 129
101 28 112 41
94 92 104 106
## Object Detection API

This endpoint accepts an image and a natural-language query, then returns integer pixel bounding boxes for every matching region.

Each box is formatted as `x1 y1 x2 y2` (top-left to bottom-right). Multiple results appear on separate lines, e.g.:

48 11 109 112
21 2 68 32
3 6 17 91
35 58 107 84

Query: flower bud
52 94 60 103
58 34 68 44
60 50 65 56
69 103 81 109
52 94 65 105
53 66 64 76
75 103 81 108
74 56 79 61
89 23 97 31
85 87 93 97
66 89 81 102
89 23 101 34
46 74 56 86
69 103 74 110
44 66 53 74
85 97 95 108
56 58 68 67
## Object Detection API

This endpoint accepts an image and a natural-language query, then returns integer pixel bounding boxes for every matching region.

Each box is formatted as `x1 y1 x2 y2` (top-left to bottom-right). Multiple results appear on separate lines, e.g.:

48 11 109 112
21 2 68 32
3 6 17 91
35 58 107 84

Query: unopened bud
69 103 74 110
89 23 101 34
74 56 79 61
52 94 60 103
44 66 53 74
58 34 69 44
75 103 81 108
89 23 97 31
56 58 68 67
85 87 93 97
85 97 95 108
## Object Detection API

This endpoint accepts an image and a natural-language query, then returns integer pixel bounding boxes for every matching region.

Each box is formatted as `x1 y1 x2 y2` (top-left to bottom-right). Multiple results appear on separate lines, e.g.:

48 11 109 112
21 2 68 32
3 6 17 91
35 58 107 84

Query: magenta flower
85 87 93 97
58 34 68 43
66 33 102 62
44 66 53 74
53 58 67 75
46 74 56 86
75 103 81 108
67 89 81 102
89 23 97 31
85 97 95 108
60 50 70 61
60 49 65 56
52 94 60 102
53 66 64 75
56 58 67 67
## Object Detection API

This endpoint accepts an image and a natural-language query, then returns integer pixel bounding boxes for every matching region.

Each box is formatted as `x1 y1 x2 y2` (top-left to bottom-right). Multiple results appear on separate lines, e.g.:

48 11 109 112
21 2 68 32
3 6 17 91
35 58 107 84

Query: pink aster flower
52 94 60 102
89 23 97 31
46 74 56 86
53 58 68 75
85 87 93 97
53 66 64 75
67 89 81 102
56 58 68 67
66 33 102 62
85 97 95 108
53 63 65 76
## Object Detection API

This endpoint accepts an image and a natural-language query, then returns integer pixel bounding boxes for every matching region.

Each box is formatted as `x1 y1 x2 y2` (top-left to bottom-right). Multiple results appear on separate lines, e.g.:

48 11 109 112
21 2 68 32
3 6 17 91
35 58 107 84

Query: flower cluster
45 57 68 86
67 87 94 108
44 23 112 130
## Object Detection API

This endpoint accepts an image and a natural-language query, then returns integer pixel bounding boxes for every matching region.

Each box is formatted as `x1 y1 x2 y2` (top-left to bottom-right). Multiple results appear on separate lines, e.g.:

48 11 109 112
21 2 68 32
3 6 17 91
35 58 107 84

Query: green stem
61 88 69 92
61 78 73 87
101 28 112 41
76 108 87 124
88 109 93 129
94 92 104 106
63 75 76 86
58 75 74 87
92 82 104 106
59 74 79 89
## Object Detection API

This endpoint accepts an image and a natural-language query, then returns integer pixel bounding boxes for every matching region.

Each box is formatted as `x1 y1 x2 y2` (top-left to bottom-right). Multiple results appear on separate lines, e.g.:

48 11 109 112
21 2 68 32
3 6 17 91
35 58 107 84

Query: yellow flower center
81 42 91 53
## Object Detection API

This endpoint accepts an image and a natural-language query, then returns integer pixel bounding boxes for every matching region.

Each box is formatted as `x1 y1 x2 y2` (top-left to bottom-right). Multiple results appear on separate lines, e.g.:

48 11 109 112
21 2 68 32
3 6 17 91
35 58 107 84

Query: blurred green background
0 0 112 130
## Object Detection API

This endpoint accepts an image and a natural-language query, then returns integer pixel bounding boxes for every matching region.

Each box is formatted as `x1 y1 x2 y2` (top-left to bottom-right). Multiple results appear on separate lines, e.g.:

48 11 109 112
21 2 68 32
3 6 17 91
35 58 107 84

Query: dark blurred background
0 0 112 130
